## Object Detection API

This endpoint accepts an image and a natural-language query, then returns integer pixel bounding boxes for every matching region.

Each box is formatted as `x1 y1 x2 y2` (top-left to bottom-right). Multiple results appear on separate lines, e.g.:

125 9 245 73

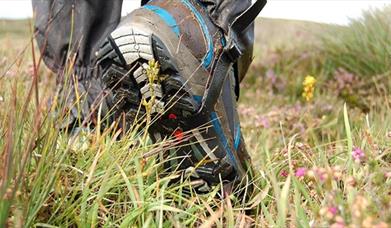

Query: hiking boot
96 0 259 191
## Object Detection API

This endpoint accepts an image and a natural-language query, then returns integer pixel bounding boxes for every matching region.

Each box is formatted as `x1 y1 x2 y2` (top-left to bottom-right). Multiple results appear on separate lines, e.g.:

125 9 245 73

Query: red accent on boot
168 113 177 120
174 129 184 140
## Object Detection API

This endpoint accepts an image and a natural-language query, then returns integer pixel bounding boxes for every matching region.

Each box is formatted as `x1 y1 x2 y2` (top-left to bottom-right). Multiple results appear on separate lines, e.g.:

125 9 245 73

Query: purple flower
295 168 307 177
335 68 356 91
280 170 289 178
256 116 270 129
266 69 277 84
352 147 365 162
331 222 345 228
328 206 338 216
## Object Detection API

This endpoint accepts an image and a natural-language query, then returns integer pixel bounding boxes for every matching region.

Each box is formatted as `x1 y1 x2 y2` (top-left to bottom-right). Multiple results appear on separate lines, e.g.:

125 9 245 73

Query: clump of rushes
322 6 391 77
302 75 316 102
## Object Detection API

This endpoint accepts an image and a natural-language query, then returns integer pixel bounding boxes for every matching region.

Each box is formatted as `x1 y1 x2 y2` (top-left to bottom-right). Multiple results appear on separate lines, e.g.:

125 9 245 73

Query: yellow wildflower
302 75 316 102
141 60 161 141
143 60 161 116
146 59 160 84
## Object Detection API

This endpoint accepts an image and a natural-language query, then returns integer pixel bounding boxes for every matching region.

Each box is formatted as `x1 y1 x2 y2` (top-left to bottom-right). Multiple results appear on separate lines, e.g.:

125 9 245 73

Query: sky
0 0 390 25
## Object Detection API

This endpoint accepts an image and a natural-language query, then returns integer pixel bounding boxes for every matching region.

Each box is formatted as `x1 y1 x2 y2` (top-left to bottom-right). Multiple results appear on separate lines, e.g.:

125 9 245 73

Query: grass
321 6 391 78
1 6 391 227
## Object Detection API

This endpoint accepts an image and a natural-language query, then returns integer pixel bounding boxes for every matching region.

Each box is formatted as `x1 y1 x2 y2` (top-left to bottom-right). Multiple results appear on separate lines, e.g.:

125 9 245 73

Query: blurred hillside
254 18 338 59
0 19 29 38
0 18 331 61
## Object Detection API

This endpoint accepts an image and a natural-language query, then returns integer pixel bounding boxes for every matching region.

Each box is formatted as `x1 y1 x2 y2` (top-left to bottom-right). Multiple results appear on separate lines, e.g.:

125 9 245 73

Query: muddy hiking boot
94 0 267 193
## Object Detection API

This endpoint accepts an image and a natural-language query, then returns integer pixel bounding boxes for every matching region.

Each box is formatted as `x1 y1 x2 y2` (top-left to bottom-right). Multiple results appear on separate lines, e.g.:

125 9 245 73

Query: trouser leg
32 0 124 128
32 0 124 74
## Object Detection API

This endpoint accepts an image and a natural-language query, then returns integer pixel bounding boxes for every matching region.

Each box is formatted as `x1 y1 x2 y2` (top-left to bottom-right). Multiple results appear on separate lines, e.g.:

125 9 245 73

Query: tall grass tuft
0 30 261 227
322 6 391 77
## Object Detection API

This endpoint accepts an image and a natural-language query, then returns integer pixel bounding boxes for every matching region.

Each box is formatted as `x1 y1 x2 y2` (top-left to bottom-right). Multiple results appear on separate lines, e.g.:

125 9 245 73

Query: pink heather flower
266 69 277 84
27 64 35 77
5 70 16 77
352 147 365 162
280 170 289 177
256 116 270 128
328 206 338 216
330 223 345 228
295 168 307 177
314 168 328 181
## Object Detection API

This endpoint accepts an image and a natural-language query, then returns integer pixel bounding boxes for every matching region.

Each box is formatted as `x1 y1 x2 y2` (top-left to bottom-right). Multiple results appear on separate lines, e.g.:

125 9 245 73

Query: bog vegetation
1 7 390 227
